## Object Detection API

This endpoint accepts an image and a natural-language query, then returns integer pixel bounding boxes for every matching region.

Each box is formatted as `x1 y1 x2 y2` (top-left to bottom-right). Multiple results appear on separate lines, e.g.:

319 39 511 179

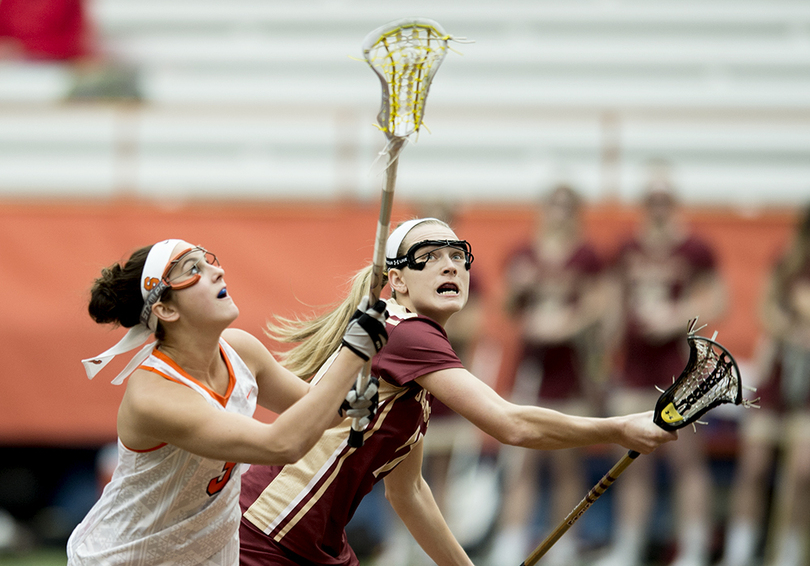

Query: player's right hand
619 410 678 454
341 297 389 361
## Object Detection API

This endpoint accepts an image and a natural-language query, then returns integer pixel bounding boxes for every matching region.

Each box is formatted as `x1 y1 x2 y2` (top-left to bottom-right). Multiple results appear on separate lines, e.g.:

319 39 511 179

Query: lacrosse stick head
653 318 745 432
362 18 451 140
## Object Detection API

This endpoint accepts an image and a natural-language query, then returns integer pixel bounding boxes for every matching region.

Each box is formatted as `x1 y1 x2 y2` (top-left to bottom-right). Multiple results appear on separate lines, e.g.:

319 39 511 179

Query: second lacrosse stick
521 318 756 565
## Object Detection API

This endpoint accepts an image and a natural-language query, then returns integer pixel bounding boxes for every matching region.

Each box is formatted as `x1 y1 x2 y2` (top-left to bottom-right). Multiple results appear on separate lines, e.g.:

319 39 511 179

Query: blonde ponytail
267 264 383 379
269 217 450 379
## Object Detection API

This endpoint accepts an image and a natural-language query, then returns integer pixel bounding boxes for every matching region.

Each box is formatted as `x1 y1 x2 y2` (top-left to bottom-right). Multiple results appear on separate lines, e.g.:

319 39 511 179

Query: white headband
81 239 183 384
385 218 441 265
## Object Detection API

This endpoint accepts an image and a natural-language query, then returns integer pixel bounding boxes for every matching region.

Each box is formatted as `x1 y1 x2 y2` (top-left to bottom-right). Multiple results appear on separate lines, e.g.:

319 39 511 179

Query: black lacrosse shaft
520 450 640 566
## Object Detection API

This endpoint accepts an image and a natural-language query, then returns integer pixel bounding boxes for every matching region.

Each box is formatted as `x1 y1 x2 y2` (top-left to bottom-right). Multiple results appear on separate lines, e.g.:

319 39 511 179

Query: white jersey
67 339 258 566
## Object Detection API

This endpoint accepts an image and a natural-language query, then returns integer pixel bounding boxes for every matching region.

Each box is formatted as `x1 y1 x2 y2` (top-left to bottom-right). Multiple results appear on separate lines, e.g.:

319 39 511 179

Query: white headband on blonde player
385 218 441 270
81 239 183 385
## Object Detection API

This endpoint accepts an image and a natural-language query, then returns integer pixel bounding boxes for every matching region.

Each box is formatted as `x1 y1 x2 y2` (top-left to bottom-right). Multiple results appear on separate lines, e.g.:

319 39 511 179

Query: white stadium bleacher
1 0 808 205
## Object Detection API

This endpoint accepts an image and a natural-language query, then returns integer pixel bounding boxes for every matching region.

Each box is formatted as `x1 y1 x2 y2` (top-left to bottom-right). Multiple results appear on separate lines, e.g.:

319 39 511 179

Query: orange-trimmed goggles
162 246 220 290
140 246 220 327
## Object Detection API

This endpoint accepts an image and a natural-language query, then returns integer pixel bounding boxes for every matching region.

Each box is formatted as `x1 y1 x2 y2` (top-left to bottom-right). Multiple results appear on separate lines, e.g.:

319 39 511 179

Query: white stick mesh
362 18 451 139
670 338 741 420
654 318 754 431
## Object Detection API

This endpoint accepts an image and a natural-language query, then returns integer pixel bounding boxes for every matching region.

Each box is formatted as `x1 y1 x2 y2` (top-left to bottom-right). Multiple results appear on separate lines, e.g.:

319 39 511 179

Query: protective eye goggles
139 246 220 327
386 239 474 271
162 246 220 290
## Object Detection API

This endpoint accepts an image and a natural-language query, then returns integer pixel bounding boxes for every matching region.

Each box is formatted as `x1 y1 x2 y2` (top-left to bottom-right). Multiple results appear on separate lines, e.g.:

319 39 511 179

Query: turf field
0 550 66 566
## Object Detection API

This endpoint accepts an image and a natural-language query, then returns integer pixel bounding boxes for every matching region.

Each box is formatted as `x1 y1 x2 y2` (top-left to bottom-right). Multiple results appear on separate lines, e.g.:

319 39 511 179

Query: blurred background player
488 184 610 566
718 204 810 566
595 178 728 566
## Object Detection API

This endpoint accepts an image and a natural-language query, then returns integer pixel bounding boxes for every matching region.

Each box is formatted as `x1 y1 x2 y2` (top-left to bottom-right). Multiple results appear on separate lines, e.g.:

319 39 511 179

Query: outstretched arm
383 441 474 566
117 301 388 465
118 344 366 465
417 368 676 453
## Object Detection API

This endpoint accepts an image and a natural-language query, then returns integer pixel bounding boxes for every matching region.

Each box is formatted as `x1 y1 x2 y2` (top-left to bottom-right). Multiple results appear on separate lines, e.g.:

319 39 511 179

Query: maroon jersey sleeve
373 316 464 386
678 235 717 273
568 242 604 275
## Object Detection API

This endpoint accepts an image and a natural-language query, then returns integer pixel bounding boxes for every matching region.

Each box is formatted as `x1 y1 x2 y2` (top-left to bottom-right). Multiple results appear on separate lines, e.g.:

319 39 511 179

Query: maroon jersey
507 241 603 399
614 234 718 388
239 300 464 565
757 256 810 412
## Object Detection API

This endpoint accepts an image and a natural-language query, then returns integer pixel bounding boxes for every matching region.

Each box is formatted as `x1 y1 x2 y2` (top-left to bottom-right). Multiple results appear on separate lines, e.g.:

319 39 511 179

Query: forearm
255 348 363 462
498 406 675 455
387 478 473 566
498 405 623 450
422 369 674 457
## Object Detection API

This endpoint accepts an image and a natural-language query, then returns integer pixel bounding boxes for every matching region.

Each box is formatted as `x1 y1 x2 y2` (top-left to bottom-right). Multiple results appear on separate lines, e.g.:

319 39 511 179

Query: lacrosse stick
348 18 454 448
521 317 758 565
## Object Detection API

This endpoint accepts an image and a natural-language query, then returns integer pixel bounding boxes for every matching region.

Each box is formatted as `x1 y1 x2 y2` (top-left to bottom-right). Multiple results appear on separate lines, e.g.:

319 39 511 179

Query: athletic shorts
239 517 360 566
741 409 810 446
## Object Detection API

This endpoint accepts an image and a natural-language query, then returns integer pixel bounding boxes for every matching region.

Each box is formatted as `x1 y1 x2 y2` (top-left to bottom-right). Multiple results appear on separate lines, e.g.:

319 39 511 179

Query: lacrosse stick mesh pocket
362 18 451 139
653 330 745 431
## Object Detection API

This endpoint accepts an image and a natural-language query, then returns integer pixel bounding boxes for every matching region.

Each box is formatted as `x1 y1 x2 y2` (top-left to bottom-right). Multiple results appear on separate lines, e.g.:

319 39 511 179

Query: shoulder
570 241 604 272
618 236 641 253
504 243 537 270
385 314 459 364
389 316 448 345
386 303 449 347
610 236 640 264
374 301 463 384
221 328 265 359
677 234 718 266
221 328 276 376
119 367 209 447
124 364 205 409
680 233 714 252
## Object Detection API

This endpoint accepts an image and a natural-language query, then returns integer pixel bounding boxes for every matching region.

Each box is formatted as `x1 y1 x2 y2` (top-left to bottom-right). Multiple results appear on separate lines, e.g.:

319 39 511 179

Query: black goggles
386 239 474 271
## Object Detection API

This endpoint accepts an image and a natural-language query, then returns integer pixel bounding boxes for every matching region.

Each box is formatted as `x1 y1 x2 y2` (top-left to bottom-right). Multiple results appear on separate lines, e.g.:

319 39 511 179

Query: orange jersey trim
148 346 236 408
121 441 168 453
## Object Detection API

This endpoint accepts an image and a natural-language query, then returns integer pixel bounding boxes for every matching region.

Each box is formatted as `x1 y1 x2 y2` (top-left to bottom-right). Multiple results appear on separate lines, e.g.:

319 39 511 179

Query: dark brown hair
88 245 172 340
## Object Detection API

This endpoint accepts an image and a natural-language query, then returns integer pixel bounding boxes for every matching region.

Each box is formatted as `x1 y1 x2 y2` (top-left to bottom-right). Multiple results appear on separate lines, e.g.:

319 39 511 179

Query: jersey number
207 462 237 496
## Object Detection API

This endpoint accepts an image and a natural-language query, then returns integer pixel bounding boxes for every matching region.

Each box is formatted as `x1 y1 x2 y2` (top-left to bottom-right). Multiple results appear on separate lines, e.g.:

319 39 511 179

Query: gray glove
341 297 388 361
340 375 380 428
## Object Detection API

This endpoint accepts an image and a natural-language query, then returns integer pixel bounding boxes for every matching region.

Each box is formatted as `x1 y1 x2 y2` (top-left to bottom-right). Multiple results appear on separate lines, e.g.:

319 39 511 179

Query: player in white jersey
67 239 388 566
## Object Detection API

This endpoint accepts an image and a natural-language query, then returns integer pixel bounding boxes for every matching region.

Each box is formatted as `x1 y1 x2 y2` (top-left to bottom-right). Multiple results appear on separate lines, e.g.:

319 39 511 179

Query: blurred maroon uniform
508 242 603 400
615 235 718 389
239 300 464 565
758 259 810 412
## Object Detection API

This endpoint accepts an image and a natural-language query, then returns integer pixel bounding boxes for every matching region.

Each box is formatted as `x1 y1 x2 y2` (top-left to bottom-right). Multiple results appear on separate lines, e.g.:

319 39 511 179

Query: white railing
0 1 808 205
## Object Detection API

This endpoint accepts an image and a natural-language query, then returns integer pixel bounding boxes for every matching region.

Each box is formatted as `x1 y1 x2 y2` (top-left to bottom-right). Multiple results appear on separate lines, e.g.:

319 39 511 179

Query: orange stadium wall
0 200 798 446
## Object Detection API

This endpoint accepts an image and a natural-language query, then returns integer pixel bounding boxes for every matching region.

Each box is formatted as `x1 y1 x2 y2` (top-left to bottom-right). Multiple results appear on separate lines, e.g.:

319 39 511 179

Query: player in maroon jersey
595 182 727 566
718 205 810 566
239 217 678 566
489 184 610 566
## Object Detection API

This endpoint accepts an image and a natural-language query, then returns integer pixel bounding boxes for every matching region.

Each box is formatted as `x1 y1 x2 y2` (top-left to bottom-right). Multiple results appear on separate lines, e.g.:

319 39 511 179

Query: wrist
606 415 628 446
340 340 370 362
